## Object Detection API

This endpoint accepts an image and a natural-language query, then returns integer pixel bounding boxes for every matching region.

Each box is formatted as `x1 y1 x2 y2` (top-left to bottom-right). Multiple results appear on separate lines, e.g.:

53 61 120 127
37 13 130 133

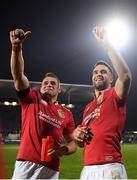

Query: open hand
92 26 110 47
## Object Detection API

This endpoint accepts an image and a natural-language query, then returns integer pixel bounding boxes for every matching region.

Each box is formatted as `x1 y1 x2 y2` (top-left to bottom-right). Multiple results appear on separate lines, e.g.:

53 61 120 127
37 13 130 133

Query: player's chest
83 94 114 126
38 102 67 130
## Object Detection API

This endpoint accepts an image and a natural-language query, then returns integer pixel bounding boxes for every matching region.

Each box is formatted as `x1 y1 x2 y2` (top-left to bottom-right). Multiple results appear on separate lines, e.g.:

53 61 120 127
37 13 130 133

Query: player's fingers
24 31 31 39
75 137 84 142
10 31 13 37
78 127 88 134
92 27 100 39
47 148 55 155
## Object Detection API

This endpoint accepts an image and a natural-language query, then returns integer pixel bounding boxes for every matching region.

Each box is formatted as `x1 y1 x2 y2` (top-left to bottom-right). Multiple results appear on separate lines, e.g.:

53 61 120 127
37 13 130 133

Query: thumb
92 28 100 41
23 31 31 40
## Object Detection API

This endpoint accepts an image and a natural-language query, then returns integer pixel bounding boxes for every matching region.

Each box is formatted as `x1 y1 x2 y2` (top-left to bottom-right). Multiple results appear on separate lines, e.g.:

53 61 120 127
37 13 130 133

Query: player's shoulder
31 87 40 93
104 87 116 97
85 99 94 108
106 87 114 93
58 104 72 114
30 87 41 97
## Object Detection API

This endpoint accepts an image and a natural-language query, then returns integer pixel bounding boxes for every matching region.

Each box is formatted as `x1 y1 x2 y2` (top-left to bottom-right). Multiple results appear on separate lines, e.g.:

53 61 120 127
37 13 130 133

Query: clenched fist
10 29 31 45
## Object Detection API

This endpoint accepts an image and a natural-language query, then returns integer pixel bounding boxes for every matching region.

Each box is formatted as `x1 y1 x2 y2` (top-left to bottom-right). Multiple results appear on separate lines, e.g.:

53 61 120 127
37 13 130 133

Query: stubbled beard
41 92 54 99
45 92 56 96
94 81 108 91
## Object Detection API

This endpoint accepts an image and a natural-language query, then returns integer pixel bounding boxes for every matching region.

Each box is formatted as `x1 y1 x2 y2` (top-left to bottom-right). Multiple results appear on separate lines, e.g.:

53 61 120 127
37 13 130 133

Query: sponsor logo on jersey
105 155 113 161
39 111 63 128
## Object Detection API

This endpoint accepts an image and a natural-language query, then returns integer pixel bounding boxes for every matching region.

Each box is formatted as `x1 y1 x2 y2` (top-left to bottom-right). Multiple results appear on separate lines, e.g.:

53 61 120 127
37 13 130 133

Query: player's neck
44 96 58 104
49 97 57 104
94 87 110 98
95 90 103 98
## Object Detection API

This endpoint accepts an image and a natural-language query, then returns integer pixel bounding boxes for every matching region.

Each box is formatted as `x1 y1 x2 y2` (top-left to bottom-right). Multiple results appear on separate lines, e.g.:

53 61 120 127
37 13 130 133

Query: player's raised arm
10 29 31 91
92 26 132 99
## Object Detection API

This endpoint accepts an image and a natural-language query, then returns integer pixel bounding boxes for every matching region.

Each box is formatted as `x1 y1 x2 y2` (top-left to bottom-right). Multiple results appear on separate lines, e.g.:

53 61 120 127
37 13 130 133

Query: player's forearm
62 141 77 155
76 141 84 148
105 45 132 82
10 50 24 81
10 50 29 91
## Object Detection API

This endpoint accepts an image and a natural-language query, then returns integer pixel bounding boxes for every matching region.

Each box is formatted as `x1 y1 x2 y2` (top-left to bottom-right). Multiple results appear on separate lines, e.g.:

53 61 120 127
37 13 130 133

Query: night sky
0 0 137 130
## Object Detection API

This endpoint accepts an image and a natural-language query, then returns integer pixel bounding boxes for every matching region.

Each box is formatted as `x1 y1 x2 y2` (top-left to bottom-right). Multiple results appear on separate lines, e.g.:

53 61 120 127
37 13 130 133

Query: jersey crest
57 109 65 118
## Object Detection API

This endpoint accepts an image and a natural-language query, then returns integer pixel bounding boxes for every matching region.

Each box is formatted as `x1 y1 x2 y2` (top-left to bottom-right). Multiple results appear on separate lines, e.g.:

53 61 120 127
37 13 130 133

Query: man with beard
73 26 132 179
10 29 77 179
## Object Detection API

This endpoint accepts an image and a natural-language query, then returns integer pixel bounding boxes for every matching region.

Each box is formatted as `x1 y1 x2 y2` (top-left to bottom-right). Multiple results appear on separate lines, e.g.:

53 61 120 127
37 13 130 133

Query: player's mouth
96 77 104 83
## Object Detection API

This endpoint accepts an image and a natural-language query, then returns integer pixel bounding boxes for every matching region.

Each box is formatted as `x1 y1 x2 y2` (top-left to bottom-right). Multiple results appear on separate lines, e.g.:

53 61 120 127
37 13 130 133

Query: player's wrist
77 124 86 128
12 43 22 52
76 141 84 148
102 42 116 53
60 146 69 156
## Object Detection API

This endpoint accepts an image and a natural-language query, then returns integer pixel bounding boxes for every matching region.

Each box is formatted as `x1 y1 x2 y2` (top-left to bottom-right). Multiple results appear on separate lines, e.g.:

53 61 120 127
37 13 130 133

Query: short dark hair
42 72 60 83
93 60 113 74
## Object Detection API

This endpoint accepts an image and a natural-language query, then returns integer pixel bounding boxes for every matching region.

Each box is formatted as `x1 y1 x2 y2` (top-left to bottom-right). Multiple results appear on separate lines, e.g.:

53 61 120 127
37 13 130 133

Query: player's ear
58 84 61 94
110 73 114 84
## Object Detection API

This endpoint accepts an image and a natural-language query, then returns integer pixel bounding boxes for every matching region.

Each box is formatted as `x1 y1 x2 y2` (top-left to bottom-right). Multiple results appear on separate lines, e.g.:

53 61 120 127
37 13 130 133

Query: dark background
0 0 136 131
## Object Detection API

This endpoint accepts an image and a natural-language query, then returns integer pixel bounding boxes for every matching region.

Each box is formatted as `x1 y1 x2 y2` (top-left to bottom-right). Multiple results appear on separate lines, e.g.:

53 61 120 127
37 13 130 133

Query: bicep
115 77 131 99
14 75 29 91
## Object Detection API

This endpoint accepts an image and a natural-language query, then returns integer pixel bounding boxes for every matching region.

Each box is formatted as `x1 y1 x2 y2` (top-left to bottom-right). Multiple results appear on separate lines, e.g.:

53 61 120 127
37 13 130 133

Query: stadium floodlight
105 18 130 48
66 104 75 109
4 101 10 106
11 102 18 106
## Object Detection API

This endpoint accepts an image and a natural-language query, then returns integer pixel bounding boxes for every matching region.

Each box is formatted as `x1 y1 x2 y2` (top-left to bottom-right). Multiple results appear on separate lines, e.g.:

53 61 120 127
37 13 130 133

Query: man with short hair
73 26 132 179
10 29 77 179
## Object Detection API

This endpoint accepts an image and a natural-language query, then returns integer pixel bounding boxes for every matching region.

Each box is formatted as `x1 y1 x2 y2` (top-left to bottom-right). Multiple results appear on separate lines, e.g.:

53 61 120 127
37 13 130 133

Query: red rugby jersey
82 87 126 165
16 88 75 171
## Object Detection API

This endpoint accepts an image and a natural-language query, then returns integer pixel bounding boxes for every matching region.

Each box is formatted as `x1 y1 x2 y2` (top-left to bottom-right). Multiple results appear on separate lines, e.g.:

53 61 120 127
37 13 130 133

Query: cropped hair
42 72 60 83
93 60 113 74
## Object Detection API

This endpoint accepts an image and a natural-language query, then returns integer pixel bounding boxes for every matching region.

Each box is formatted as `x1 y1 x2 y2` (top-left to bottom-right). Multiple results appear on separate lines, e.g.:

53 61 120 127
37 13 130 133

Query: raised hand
92 26 110 47
10 29 31 45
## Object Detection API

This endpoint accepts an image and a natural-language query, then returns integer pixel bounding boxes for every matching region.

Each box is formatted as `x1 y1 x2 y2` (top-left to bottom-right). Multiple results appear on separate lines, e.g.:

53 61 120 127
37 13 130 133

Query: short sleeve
63 111 75 136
